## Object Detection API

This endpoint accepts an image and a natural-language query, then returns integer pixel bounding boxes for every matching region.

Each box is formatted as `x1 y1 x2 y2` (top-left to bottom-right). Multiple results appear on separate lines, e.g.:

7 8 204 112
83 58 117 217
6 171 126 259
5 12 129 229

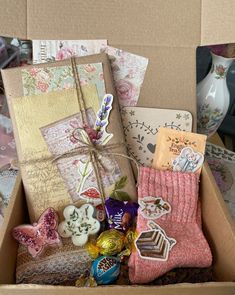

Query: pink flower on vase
56 47 76 60
115 79 136 102
36 81 49 92
83 64 96 73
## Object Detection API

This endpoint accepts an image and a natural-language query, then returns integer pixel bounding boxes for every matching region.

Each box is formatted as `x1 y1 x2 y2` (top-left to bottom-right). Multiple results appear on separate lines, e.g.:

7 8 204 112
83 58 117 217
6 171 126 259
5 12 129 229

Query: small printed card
153 128 207 174
121 107 192 166
102 46 148 106
206 142 235 220
33 40 107 63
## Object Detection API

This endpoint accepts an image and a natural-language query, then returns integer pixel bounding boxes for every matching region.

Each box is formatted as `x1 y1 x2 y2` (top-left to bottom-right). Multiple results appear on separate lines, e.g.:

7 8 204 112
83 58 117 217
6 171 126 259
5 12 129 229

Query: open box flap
1 0 235 47
0 0 27 40
26 0 201 46
201 0 235 46
1 0 201 46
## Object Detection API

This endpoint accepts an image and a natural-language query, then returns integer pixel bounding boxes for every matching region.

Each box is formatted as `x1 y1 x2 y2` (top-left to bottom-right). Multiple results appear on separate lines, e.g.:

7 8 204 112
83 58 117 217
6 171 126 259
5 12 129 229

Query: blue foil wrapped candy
91 256 120 285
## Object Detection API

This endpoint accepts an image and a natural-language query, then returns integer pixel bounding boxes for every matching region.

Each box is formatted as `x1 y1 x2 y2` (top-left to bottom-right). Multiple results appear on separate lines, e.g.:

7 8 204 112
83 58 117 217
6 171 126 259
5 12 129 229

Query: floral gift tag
153 128 207 174
58 204 100 246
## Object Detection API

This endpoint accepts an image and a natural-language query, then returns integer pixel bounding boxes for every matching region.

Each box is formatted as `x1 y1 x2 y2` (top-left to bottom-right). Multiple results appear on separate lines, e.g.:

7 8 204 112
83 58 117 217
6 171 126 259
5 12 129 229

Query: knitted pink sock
128 167 212 284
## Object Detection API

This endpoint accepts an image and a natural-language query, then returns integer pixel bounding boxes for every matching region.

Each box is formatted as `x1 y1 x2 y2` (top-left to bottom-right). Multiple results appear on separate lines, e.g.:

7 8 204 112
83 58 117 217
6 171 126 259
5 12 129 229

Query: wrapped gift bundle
2 53 137 222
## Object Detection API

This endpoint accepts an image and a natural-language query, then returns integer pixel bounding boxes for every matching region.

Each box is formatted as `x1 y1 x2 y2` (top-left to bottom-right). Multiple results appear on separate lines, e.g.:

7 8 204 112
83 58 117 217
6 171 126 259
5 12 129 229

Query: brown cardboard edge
202 162 235 234
0 282 235 295
2 0 235 47
201 162 235 281
0 0 27 39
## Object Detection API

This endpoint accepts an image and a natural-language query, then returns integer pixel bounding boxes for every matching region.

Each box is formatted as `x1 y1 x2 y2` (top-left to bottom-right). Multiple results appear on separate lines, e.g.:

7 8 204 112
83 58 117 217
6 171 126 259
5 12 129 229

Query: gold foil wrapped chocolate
86 229 136 258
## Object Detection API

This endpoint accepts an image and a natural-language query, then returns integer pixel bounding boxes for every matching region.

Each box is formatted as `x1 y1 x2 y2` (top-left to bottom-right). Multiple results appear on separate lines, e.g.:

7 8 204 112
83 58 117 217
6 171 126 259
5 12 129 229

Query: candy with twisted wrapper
86 228 136 258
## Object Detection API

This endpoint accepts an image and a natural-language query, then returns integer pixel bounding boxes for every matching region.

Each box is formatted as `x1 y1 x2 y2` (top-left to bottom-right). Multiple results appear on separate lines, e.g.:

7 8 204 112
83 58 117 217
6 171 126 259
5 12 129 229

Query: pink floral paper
102 46 148 106
22 63 106 104
41 109 121 202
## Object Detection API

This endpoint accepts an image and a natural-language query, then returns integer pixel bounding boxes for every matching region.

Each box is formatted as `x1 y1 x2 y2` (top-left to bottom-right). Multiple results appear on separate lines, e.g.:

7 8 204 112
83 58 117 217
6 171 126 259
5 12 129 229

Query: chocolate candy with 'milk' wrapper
105 198 139 232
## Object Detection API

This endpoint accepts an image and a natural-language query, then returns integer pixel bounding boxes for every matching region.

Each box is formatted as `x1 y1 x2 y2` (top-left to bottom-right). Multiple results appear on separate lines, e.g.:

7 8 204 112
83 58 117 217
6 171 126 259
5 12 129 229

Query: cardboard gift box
0 0 235 294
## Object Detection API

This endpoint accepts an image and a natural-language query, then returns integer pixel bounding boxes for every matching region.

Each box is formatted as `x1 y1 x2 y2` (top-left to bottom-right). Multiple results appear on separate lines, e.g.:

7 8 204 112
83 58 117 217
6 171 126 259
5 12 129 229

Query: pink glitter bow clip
12 208 61 258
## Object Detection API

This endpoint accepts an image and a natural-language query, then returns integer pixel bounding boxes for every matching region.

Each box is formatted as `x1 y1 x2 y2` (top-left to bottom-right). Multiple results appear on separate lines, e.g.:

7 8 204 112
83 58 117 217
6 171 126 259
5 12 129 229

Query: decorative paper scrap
22 63 106 103
153 128 206 174
121 107 192 166
101 46 148 106
135 221 176 261
33 40 107 64
206 142 235 220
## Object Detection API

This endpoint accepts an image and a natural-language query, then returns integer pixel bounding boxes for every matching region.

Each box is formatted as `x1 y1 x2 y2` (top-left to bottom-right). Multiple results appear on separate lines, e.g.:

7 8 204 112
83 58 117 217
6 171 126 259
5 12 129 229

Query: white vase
197 52 235 137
